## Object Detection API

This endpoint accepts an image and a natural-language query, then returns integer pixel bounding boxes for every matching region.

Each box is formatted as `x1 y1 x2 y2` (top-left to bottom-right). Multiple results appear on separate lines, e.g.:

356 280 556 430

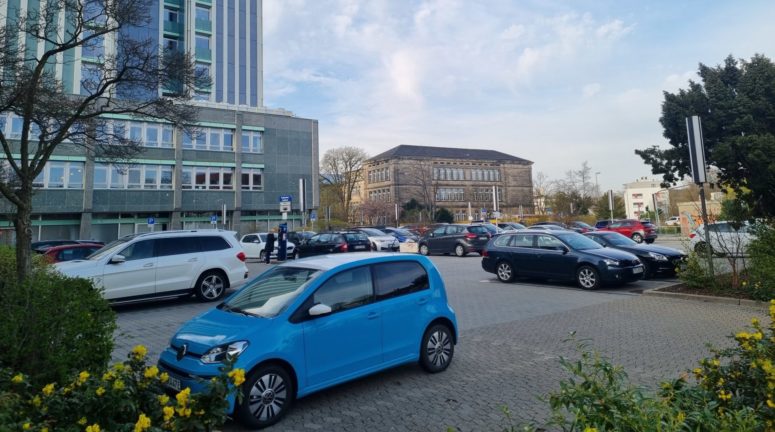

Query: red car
599 219 657 244
42 243 103 263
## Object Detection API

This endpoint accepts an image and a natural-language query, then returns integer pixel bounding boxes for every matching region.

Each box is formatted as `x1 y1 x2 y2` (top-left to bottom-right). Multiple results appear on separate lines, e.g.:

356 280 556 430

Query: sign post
279 195 292 222
607 190 615 222
686 115 714 276
310 209 317 232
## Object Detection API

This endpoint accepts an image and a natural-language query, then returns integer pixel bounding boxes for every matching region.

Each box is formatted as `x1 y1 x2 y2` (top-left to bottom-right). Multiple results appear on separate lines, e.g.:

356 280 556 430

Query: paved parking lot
113 240 766 431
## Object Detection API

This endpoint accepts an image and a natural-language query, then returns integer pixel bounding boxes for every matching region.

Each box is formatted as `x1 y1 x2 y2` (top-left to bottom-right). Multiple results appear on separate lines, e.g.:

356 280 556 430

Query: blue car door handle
417 297 429 305
367 311 380 320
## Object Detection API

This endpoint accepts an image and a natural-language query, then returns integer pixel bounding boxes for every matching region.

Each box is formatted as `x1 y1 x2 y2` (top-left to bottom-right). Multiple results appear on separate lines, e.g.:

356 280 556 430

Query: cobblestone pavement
113 253 767 432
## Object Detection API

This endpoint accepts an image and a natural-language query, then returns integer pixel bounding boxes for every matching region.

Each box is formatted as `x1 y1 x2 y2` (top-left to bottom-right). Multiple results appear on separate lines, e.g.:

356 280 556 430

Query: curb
643 286 770 309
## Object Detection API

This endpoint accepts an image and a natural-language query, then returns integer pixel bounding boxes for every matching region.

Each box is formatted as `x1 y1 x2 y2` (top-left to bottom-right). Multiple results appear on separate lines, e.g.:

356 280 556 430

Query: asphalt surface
112 237 766 431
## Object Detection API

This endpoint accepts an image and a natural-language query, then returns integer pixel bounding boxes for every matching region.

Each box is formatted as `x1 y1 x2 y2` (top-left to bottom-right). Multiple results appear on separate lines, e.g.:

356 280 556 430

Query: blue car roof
276 252 425 272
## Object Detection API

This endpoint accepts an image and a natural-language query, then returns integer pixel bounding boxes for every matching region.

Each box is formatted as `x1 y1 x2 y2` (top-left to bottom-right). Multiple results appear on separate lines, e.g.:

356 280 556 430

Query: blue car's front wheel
236 364 295 429
420 324 454 373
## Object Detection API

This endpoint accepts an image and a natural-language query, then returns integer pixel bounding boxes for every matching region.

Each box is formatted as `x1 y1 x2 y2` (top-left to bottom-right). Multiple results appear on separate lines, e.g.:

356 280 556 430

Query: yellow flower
41 428 48 432
102 371 114 381
86 424 101 432
159 372 169 383
113 363 125 372
22 423 31 430
752 318 761 326
176 387 191 406
583 427 598 432
144 366 159 379
78 371 90 384
78 417 88 426
163 406 175 422
158 394 170 406
693 368 703 379
718 390 732 401
768 399 775 408
42 383 55 396
753 332 763 340
711 359 720 368
12 374 24 384
229 368 246 386
95 386 106 396
676 411 686 423
113 379 125 391
131 345 148 360
134 413 151 432
32 395 41 407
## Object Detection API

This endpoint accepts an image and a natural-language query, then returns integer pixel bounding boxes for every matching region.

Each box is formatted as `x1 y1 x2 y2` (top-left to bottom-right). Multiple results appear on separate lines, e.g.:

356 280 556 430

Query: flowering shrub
0 345 245 432
517 300 775 432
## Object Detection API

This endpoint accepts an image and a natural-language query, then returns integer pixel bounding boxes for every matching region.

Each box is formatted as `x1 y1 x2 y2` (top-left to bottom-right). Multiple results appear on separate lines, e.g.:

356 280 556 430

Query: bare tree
532 171 551 214
359 199 393 226
320 146 368 222
0 0 205 280
403 160 438 221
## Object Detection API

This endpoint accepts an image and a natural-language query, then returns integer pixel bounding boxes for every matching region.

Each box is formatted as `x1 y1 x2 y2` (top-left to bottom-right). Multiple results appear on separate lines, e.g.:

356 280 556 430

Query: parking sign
210 215 217 225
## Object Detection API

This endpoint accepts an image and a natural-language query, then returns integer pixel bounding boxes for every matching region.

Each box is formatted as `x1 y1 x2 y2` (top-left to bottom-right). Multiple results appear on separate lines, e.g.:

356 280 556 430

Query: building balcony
195 19 212 33
163 21 183 36
164 0 183 8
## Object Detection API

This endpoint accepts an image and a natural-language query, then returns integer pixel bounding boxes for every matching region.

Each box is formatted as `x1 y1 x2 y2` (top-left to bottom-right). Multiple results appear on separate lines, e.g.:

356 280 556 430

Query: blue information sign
310 210 317 221
279 195 292 203
210 215 217 224
147 217 155 225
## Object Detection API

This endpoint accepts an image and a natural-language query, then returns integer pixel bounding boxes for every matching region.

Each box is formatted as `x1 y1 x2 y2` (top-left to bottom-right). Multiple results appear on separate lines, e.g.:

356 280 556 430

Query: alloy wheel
198 273 225 300
577 267 598 290
248 372 288 422
425 328 452 369
496 262 513 282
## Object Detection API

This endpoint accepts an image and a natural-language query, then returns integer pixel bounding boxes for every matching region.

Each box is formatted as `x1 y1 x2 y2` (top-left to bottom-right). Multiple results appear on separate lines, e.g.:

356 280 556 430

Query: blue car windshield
222 267 320 318
557 233 603 251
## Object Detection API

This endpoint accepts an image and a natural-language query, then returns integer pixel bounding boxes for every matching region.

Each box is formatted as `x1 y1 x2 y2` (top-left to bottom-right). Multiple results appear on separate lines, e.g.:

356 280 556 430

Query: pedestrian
264 232 276 264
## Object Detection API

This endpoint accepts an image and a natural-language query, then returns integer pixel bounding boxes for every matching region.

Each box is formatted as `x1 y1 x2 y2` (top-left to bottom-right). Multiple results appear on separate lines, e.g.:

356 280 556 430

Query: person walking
263 232 276 264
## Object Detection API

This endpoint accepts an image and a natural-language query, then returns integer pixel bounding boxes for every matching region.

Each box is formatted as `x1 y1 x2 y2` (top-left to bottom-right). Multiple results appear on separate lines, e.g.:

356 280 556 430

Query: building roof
368 145 531 164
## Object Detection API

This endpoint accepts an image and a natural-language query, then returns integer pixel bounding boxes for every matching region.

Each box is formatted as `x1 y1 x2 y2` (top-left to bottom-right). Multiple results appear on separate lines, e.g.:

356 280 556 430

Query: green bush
514 301 775 432
675 251 714 290
1 345 244 431
747 223 775 300
0 247 116 387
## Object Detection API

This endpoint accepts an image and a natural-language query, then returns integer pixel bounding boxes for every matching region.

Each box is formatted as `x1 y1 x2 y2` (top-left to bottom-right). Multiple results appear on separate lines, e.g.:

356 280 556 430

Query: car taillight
481 249 488 257
340 243 348 252
465 232 477 239
689 233 696 239
236 251 246 262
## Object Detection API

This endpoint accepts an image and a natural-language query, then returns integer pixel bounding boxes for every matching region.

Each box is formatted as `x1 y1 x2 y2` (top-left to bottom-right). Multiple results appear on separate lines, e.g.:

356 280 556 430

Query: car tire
454 244 466 257
495 261 514 283
419 324 454 373
644 238 655 244
419 244 430 256
642 261 653 279
259 251 266 262
235 364 295 430
194 270 227 301
576 265 600 290
631 233 643 243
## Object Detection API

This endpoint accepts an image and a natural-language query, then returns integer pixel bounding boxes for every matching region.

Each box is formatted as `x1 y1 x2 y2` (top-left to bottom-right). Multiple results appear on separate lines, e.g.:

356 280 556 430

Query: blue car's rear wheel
236 364 295 429
420 324 454 373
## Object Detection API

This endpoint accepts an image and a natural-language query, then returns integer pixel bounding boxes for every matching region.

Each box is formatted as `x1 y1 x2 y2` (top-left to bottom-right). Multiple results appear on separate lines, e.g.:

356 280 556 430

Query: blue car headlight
201 341 249 364
648 252 668 261
603 259 620 266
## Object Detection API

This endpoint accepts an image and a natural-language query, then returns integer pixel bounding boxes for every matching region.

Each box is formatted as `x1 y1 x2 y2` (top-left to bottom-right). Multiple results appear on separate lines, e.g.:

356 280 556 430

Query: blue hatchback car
158 253 458 429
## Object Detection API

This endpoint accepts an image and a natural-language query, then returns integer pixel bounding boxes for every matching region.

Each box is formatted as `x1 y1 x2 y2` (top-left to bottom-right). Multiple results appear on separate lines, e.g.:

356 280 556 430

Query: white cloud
583 83 602 98
596 19 633 40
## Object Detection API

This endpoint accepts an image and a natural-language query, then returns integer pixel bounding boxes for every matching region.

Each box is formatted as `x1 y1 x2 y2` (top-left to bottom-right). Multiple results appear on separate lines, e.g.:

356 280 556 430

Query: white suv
55 230 249 304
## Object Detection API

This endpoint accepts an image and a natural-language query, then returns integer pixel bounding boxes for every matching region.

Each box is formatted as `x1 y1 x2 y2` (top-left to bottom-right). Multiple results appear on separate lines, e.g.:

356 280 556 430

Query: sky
262 0 775 192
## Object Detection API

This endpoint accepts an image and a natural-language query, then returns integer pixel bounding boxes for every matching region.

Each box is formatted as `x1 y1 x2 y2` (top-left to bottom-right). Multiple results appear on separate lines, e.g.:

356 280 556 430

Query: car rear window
373 261 429 300
198 236 231 251
344 233 368 242
468 226 488 234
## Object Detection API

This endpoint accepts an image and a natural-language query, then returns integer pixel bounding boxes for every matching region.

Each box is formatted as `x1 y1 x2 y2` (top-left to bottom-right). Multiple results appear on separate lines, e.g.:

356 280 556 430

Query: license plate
633 266 644 274
167 375 182 391
354 245 366 250
479 237 488 240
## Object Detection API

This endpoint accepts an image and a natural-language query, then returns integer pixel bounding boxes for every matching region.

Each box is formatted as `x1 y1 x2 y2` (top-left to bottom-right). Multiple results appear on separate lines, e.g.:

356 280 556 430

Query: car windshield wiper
218 303 259 317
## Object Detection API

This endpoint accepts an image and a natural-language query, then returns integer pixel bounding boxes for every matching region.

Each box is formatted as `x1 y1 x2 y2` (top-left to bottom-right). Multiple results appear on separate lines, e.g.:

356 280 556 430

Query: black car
481 230 644 289
569 221 596 233
419 224 491 257
498 222 527 231
527 224 570 231
584 231 686 278
287 231 316 246
294 231 371 258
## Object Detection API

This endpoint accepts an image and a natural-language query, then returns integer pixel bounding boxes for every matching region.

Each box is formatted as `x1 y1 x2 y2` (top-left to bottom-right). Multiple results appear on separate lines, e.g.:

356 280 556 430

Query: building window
436 187 464 201
26 161 82 189
241 131 262 153
82 30 104 59
195 35 209 51
110 121 174 149
165 8 179 23
196 6 210 22
181 166 234 190
93 164 174 190
164 37 179 52
182 127 234 151
80 63 102 95
241 168 263 190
